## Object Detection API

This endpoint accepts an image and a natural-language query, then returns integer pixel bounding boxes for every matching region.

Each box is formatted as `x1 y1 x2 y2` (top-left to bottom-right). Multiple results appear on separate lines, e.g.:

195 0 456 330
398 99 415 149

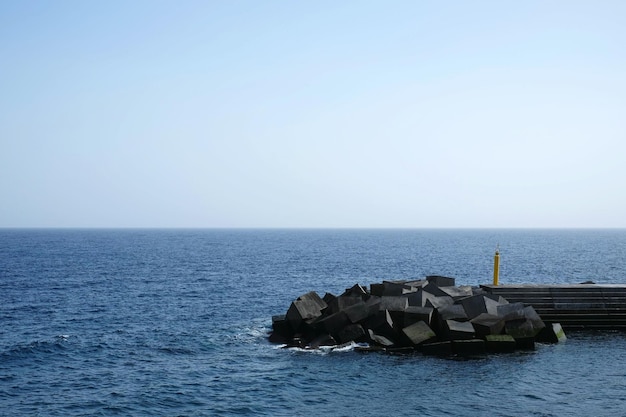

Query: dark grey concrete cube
316 310 350 335
402 306 434 328
402 321 437 346
505 318 537 340
484 334 516 352
322 292 337 306
406 289 425 307
523 306 546 334
497 302 526 321
424 295 454 310
338 324 367 344
452 339 486 355
342 283 368 298
271 314 293 337
536 322 567 343
437 304 468 321
297 291 328 311
380 281 412 296
364 296 382 315
343 300 371 323
423 282 449 297
370 283 385 297
426 275 456 287
470 313 505 337
460 295 491 319
444 319 475 340
367 329 396 347
286 299 324 331
327 295 362 315
440 285 473 300
380 296 409 311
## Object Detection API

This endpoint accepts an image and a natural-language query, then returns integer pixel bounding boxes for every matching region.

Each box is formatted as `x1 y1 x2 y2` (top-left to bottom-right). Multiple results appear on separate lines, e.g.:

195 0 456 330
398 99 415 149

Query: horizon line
1 226 625 230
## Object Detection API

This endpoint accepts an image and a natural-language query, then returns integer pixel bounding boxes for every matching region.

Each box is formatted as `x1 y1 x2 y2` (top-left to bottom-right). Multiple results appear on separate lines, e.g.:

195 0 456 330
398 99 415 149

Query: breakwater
269 276 566 355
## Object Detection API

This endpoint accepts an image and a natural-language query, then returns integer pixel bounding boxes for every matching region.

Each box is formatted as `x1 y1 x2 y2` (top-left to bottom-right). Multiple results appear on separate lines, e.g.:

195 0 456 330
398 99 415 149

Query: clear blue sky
1 1 625 228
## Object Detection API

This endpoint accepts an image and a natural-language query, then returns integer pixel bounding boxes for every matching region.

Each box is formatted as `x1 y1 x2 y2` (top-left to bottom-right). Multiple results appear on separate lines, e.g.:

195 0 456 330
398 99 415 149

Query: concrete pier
481 284 626 330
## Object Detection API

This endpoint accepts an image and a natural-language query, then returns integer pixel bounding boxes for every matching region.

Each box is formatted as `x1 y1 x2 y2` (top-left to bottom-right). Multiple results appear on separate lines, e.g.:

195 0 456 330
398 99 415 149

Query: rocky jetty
268 276 566 355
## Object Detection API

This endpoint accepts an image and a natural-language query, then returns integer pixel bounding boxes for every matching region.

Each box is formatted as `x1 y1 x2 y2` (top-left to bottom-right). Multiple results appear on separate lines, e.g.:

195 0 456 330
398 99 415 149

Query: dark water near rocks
2 228 626 416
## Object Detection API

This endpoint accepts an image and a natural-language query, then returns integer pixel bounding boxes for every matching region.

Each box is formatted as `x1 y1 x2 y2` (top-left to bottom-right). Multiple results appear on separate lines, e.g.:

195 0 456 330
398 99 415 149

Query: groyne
268 276 566 355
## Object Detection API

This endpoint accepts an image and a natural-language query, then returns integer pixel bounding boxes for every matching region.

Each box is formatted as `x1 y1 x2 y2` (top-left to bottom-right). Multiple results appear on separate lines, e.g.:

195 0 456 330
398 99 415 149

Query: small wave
157 346 195 355
1 337 70 361
228 319 272 344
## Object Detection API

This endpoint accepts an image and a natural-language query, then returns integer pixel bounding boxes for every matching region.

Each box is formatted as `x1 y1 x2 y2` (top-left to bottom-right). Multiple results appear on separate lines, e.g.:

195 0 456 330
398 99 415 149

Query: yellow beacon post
493 246 500 286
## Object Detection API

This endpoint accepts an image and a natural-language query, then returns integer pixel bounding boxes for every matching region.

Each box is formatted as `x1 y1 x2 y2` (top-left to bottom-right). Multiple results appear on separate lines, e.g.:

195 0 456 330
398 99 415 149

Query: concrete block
460 295 490 319
271 314 293 337
338 324 367 344
380 281 412 296
327 296 362 315
523 306 546 333
367 329 396 347
497 302 526 321
380 296 409 311
370 283 385 296
444 320 475 340
536 323 567 343
404 279 428 288
402 286 420 295
401 306 434 328
515 337 536 350
421 341 453 356
470 313 505 337
437 304 468 321
423 282 449 297
426 275 456 287
322 292 337 306
505 319 538 340
424 294 454 310
343 300 371 323
297 291 327 311
315 311 350 335
342 283 368 298
363 309 395 337
364 296 382 315
440 285 473 300
484 296 504 316
485 334 516 352
402 321 437 346
452 339 486 356
286 299 324 331
406 290 425 307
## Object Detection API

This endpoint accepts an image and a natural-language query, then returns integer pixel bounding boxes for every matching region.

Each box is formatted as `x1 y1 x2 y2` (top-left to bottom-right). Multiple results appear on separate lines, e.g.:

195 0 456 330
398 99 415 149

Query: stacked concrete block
443 320 475 340
269 277 564 355
536 323 567 343
470 313 505 337
485 334 517 353
402 321 437 346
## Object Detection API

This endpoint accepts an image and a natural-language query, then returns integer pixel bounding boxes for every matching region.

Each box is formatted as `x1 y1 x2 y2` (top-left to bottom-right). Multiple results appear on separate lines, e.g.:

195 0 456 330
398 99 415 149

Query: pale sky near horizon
1 1 625 228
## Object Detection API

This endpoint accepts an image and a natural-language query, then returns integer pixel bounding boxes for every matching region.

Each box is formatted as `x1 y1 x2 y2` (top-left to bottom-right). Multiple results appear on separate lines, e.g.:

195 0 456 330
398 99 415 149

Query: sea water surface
1 229 626 416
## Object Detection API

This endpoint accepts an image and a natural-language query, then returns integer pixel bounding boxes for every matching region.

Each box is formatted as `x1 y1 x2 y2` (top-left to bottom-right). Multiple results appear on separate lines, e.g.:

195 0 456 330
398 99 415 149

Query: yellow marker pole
493 247 500 286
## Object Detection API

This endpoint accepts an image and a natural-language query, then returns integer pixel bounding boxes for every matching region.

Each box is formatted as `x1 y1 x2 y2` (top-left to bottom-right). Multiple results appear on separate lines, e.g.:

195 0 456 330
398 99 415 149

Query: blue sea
2 229 626 416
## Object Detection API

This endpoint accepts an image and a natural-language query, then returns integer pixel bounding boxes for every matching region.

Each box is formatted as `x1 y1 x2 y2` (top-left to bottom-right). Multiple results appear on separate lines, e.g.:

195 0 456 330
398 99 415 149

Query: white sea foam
282 341 369 355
